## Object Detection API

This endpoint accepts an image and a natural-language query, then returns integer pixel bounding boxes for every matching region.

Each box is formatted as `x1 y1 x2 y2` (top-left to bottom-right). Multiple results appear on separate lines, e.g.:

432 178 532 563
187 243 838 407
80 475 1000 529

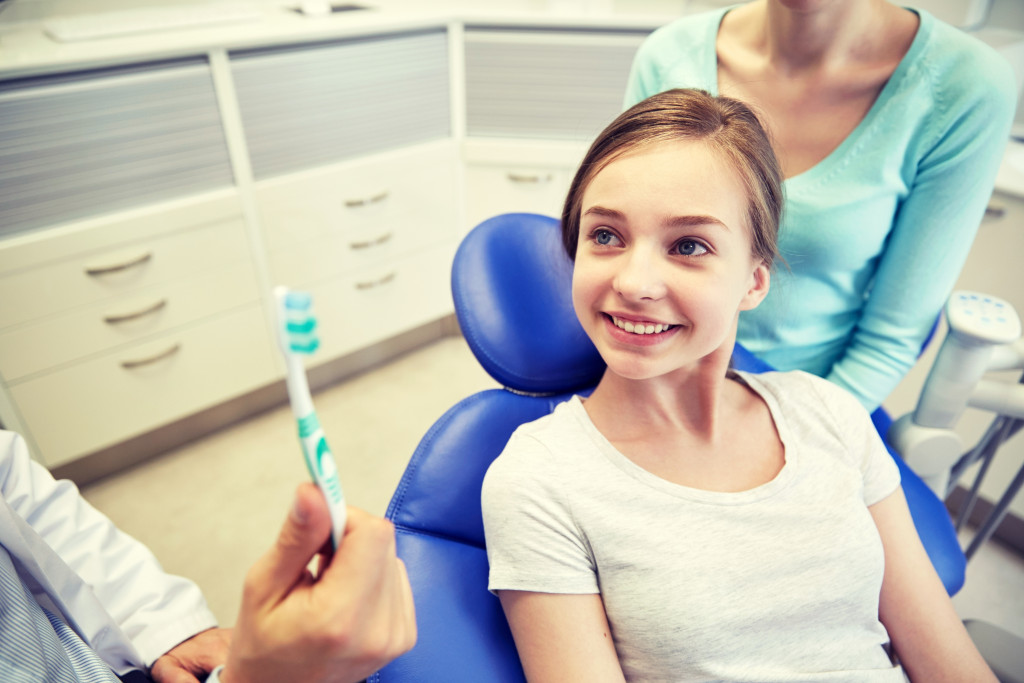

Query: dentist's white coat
0 430 217 676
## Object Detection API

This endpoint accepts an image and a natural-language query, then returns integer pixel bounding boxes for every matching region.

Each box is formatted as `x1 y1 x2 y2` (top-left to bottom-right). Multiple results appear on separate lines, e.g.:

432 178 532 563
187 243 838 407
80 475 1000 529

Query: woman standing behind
625 0 1017 411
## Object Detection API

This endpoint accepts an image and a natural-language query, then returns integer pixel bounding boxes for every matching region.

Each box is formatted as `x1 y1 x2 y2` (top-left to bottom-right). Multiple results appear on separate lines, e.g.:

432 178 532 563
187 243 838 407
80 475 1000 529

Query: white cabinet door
231 28 451 180
463 27 649 142
0 58 233 238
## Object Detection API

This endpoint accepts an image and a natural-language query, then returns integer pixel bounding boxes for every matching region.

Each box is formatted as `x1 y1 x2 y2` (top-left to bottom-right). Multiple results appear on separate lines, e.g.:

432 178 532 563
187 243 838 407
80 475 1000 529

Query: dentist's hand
221 484 416 683
151 627 232 683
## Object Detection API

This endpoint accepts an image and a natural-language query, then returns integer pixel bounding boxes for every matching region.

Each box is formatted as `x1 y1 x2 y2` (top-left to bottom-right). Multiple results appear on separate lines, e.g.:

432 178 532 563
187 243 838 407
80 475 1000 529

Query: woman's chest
718 72 886 179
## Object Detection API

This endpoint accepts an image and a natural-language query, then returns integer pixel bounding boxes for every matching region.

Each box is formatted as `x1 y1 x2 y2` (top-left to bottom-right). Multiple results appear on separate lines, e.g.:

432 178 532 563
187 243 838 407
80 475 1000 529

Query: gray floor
81 335 1024 641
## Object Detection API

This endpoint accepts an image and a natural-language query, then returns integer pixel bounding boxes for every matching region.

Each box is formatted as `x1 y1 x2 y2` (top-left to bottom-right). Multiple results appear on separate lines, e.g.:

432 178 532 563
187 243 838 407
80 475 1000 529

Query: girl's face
571 139 770 383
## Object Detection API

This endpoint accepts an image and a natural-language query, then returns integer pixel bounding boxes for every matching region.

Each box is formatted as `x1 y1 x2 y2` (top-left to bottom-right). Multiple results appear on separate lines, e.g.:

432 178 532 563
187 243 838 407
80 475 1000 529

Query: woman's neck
754 0 892 71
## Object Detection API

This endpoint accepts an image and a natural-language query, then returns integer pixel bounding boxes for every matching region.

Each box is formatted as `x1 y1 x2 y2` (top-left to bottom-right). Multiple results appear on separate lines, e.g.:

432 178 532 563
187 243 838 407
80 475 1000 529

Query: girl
624 0 1017 412
481 89 995 682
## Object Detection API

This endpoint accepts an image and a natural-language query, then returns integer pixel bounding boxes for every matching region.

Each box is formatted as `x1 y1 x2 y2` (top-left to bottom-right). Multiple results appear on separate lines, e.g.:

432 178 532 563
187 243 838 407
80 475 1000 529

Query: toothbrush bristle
282 290 320 354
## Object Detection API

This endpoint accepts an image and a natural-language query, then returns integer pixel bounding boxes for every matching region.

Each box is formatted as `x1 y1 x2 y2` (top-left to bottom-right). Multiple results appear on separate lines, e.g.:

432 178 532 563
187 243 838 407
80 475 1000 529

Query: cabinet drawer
0 213 251 330
258 145 459 287
11 305 278 468
303 243 456 363
465 164 571 233
0 262 261 382
256 143 458 249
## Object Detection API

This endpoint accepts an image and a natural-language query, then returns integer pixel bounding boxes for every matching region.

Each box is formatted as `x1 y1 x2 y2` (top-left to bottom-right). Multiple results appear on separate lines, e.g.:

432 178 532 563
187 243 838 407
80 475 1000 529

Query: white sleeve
481 432 598 595
808 379 901 506
0 430 217 666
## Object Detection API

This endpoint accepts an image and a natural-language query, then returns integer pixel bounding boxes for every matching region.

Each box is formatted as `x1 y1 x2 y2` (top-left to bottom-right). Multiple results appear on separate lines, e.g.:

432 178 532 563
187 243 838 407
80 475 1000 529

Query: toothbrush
273 286 346 549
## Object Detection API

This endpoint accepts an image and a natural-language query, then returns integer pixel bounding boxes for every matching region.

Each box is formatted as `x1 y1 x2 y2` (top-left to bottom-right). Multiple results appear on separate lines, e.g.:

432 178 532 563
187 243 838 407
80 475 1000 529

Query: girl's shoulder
736 370 868 434
483 396 592 483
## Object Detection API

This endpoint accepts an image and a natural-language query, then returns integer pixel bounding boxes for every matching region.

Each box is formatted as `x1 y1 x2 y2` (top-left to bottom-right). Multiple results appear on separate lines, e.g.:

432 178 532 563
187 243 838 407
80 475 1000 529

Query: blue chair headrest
452 213 606 394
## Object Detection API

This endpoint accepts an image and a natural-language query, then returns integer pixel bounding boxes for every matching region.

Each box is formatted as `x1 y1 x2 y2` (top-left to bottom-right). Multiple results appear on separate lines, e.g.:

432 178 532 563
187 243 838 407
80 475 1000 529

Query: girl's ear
739 261 770 311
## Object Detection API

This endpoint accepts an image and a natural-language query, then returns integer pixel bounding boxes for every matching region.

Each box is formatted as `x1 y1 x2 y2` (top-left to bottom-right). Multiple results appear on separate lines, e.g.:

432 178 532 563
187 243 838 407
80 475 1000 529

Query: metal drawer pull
355 271 397 290
344 191 390 208
120 343 181 369
85 251 153 276
104 298 168 324
350 232 394 250
507 172 553 184
984 203 1006 220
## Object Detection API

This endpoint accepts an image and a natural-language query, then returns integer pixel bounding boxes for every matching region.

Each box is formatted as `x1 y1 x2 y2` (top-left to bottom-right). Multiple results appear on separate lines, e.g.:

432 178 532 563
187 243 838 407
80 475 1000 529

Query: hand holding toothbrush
219 483 416 683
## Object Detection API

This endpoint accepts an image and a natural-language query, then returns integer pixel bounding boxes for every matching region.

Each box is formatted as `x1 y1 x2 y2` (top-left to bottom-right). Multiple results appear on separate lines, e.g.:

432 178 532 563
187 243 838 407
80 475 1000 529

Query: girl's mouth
609 315 677 336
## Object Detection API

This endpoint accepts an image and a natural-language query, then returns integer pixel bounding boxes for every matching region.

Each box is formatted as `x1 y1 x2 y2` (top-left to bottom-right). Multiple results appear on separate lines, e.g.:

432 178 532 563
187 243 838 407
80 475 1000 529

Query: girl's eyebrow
583 205 730 231
582 206 625 221
666 214 730 231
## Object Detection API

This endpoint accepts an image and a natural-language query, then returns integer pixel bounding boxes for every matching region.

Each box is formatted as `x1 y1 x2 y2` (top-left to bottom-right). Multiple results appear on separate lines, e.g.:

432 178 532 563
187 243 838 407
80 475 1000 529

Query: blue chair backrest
370 213 964 682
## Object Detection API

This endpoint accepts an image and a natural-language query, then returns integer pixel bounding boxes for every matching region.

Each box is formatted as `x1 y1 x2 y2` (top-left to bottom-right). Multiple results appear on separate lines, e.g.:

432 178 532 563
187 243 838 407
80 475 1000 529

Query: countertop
0 1 688 78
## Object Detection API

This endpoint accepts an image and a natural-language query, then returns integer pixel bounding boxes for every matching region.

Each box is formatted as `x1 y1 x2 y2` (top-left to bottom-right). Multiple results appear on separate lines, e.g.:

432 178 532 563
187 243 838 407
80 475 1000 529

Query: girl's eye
674 239 708 257
592 229 621 247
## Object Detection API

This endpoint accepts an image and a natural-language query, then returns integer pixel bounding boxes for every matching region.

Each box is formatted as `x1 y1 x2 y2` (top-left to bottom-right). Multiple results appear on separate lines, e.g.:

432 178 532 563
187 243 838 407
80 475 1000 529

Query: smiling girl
480 89 995 682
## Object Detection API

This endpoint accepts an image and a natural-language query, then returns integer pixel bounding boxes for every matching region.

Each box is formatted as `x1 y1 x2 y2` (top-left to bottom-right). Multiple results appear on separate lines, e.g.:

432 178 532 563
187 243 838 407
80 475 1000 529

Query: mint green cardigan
625 7 1017 410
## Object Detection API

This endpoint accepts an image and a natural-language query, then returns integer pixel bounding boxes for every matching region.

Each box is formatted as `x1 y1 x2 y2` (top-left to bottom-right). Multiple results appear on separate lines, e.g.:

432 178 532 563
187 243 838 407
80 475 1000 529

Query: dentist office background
0 0 1022 633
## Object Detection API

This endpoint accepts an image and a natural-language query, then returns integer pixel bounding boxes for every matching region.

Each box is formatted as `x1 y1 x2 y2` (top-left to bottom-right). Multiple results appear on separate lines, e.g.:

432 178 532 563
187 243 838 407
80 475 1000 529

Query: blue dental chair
368 212 967 683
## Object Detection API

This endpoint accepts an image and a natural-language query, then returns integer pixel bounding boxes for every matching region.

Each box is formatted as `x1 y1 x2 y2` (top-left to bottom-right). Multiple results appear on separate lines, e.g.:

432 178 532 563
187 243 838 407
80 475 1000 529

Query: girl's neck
582 349 736 447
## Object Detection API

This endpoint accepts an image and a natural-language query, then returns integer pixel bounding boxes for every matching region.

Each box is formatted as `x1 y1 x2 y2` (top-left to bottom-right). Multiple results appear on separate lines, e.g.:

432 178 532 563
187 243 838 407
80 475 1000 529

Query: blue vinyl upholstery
369 213 965 682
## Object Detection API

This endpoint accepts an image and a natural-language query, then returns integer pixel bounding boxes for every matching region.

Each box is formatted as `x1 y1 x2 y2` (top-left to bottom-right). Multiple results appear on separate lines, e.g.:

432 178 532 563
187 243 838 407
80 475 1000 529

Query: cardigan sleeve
827 45 1017 411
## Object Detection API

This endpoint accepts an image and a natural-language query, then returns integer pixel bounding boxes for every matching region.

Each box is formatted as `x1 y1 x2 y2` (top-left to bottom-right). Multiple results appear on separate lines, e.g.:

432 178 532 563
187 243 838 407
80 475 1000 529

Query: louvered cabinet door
463 27 649 142
230 27 451 180
0 58 234 238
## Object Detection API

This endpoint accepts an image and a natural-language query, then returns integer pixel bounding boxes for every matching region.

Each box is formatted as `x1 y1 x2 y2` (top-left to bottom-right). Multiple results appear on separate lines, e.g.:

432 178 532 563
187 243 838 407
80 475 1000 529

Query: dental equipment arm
889 291 1024 497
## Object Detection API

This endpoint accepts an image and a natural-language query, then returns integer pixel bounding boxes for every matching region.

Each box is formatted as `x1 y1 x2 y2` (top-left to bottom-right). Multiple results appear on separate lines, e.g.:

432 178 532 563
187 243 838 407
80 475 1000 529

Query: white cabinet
0 18 656 474
461 26 649 231
0 192 277 467
255 141 460 362
0 25 460 473
235 28 458 371
463 140 584 232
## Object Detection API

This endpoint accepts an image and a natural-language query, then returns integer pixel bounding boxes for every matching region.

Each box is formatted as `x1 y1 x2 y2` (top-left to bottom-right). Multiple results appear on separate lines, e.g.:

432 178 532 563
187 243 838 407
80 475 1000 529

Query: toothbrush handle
298 414 346 548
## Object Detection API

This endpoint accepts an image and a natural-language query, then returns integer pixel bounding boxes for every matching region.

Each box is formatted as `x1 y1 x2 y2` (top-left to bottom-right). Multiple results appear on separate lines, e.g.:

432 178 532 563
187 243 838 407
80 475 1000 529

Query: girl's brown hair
561 88 783 268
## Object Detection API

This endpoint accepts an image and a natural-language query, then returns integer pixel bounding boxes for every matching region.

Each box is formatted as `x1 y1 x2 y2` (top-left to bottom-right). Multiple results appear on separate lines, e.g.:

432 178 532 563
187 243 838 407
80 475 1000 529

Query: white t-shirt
482 370 904 682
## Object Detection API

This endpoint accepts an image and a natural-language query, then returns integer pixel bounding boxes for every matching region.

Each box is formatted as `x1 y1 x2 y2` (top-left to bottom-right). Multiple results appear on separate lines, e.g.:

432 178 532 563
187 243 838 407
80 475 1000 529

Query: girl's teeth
612 317 673 335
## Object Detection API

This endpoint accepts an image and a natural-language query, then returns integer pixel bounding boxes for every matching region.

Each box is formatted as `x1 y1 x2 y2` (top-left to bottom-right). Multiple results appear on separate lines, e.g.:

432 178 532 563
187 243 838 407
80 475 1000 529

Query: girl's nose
613 247 667 301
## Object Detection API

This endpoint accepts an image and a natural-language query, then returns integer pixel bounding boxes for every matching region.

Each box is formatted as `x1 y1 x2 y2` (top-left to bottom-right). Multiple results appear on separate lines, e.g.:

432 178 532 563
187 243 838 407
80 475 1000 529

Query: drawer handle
355 271 397 290
120 343 181 369
507 172 553 184
984 203 1006 220
344 191 390 209
104 298 168 324
85 251 153 276
350 232 394 250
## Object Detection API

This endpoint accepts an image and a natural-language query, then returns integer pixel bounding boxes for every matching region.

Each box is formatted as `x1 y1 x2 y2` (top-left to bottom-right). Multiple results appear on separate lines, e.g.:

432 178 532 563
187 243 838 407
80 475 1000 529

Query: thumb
247 483 332 605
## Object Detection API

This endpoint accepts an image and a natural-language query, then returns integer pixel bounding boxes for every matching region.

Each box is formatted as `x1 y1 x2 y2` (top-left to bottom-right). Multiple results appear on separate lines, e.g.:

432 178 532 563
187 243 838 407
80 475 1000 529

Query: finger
246 483 332 606
318 508 395 589
395 559 417 651
149 658 200 683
